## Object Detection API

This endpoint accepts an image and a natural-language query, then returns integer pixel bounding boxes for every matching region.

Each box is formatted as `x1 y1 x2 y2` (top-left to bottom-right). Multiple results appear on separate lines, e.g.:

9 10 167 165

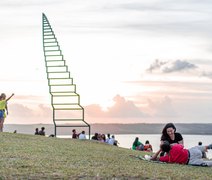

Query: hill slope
0 133 211 179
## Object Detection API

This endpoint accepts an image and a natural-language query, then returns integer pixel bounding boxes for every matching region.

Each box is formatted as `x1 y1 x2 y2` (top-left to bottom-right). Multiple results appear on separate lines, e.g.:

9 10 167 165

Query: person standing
0 93 14 132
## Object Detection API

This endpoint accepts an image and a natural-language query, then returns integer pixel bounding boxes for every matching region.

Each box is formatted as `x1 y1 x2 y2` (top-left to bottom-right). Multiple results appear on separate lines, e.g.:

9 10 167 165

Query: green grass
0 133 211 179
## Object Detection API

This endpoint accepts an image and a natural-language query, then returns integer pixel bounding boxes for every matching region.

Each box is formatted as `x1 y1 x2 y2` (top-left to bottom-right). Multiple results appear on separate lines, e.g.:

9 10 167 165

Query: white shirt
79 133 86 140
108 138 115 145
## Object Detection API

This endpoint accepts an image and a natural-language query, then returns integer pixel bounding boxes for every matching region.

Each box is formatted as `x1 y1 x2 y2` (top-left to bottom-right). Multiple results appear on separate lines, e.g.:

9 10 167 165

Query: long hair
133 137 139 146
161 123 176 138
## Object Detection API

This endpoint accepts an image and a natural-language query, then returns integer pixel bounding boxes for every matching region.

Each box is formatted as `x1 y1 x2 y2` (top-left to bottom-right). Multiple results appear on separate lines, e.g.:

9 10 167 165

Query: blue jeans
0 110 4 119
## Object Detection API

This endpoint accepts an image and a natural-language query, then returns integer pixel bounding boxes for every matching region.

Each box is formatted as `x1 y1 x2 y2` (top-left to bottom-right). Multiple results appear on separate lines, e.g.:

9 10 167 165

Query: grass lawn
0 133 211 179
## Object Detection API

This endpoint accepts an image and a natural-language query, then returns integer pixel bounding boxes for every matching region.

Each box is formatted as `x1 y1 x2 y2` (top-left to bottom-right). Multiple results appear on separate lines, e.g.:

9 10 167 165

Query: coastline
4 123 212 135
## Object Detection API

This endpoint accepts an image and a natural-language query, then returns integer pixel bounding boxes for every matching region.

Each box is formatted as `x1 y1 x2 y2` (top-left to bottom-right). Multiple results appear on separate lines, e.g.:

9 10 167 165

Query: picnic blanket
129 154 211 166
129 154 166 164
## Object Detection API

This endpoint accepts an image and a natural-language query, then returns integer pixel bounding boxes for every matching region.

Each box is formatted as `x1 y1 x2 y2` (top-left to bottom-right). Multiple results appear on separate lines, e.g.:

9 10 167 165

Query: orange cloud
85 95 146 118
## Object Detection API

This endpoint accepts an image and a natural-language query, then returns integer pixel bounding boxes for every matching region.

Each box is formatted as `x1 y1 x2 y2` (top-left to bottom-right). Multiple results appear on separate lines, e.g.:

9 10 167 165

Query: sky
1 0 212 124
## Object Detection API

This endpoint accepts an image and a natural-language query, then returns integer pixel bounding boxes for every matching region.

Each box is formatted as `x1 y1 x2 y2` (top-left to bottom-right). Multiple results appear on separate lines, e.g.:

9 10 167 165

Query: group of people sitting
91 133 118 146
34 127 46 136
72 129 87 139
149 123 212 167
72 129 118 146
132 138 153 152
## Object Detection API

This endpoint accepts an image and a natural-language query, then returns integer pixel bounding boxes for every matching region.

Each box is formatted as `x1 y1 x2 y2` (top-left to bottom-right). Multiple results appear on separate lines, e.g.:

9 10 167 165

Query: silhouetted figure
72 129 78 139
91 133 98 140
198 141 202 146
35 128 39 135
38 127 45 136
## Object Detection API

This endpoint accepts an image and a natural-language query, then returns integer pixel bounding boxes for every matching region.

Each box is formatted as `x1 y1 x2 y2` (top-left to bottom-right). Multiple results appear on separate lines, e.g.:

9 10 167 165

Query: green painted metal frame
42 13 90 138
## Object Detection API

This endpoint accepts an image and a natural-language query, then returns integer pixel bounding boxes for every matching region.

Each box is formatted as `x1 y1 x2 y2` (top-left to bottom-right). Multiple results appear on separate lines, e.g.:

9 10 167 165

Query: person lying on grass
150 141 212 167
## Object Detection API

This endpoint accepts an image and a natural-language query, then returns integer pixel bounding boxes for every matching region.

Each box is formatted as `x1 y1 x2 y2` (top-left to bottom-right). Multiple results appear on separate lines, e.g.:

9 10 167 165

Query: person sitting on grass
151 141 212 166
79 130 86 140
35 128 39 135
38 127 45 136
198 141 207 158
72 129 79 139
91 133 98 140
105 133 111 143
161 123 184 145
144 140 153 152
132 137 144 151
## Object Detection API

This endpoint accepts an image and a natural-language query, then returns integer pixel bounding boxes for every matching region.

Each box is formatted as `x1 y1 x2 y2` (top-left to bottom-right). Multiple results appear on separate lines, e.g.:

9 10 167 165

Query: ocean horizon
4 123 212 136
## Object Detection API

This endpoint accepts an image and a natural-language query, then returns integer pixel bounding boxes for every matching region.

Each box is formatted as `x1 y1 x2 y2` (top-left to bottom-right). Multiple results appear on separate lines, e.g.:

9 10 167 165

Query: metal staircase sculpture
42 13 90 138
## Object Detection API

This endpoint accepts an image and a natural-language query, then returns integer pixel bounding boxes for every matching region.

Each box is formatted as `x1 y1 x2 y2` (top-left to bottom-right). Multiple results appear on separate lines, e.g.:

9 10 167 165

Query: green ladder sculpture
42 13 90 138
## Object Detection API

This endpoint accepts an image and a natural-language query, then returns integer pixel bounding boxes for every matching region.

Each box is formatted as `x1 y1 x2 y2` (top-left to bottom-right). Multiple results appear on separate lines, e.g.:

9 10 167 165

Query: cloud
146 59 167 73
85 104 106 117
106 95 145 117
201 71 212 79
147 59 197 73
9 103 52 118
9 103 34 117
85 95 146 118
146 96 178 117
0 0 61 7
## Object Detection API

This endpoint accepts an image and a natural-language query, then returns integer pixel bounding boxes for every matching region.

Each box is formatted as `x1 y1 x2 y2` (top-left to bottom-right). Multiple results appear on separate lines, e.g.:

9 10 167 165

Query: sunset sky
1 0 212 124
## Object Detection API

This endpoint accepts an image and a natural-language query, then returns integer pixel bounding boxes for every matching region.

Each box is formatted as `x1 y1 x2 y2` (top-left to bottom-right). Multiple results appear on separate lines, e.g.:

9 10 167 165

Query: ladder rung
55 125 89 127
50 92 78 96
44 42 57 44
44 37 55 40
44 34 55 37
54 119 83 121
45 50 60 52
44 45 58 47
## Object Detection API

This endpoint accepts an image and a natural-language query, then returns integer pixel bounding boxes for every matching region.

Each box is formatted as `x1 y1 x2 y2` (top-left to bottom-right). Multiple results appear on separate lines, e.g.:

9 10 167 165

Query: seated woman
144 140 153 152
161 123 183 145
160 123 183 156
132 137 144 151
